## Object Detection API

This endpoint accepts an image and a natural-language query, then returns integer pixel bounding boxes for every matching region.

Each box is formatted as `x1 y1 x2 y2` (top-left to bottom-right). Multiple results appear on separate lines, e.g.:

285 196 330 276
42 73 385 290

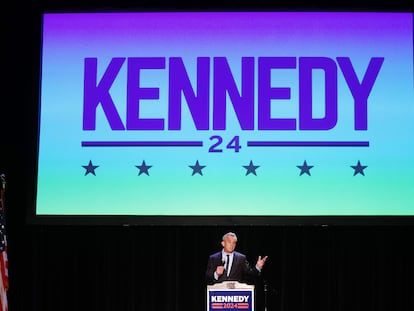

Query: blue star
135 160 152 176
351 160 367 176
189 160 206 176
82 160 99 176
297 160 313 176
243 160 260 176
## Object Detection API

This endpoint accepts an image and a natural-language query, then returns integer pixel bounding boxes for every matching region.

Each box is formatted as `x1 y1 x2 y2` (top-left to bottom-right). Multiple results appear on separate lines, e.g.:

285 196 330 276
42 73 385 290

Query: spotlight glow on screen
36 12 414 222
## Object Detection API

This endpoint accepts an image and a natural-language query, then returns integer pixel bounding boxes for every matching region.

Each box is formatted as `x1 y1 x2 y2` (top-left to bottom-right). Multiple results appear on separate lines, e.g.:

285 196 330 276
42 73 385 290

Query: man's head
221 232 237 253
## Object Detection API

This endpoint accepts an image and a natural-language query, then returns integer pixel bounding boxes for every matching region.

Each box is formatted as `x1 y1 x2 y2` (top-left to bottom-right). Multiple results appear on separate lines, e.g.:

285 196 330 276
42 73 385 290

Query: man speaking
205 232 268 284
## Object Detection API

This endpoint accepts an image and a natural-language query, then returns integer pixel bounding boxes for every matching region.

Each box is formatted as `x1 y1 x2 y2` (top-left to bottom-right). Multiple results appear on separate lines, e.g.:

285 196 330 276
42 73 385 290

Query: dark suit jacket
205 251 260 284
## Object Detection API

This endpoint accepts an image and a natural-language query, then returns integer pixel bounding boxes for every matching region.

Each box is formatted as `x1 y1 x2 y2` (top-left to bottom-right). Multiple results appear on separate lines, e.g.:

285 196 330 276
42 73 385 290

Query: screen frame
28 9 414 226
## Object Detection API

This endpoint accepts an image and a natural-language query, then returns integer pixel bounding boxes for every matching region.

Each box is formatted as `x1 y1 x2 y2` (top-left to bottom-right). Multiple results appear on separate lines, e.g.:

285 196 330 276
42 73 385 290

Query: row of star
82 160 367 176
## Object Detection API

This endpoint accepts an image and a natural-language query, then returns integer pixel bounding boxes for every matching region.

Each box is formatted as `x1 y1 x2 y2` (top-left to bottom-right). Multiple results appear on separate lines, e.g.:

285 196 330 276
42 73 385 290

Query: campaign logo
81 56 381 177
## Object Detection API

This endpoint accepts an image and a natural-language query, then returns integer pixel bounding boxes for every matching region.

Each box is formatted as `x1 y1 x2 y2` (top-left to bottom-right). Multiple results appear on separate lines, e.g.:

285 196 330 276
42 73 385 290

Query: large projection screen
34 11 414 225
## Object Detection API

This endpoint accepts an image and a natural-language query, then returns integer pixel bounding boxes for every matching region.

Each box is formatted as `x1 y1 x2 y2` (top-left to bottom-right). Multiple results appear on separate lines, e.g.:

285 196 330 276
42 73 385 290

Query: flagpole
0 174 8 311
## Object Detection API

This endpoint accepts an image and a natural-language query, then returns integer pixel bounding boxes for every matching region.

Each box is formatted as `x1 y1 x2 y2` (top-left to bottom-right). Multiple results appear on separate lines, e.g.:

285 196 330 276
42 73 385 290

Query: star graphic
82 160 99 176
351 160 367 176
189 160 206 176
135 160 152 176
243 160 260 176
297 160 313 176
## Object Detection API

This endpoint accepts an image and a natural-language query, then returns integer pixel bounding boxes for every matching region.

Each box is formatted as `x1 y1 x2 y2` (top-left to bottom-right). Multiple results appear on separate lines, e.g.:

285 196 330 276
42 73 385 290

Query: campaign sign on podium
207 281 254 311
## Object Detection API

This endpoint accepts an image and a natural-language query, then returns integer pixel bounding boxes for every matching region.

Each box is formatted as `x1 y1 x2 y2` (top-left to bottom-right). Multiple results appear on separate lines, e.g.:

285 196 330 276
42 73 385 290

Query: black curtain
6 225 414 311
3 1 414 311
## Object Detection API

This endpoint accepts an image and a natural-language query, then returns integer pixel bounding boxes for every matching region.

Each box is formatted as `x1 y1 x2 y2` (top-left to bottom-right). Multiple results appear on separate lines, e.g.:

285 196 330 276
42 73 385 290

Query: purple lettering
83 56 382 132
127 57 165 130
337 57 384 130
213 57 254 130
168 57 210 130
299 57 338 130
258 57 296 130
83 57 126 130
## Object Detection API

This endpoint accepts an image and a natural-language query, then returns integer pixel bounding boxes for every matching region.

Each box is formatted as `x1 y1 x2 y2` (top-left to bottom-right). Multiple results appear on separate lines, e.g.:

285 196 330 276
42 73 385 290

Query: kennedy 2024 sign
36 12 414 218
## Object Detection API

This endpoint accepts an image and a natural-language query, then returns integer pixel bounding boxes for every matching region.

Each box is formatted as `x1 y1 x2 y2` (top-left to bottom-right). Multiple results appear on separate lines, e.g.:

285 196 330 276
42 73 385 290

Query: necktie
225 254 230 277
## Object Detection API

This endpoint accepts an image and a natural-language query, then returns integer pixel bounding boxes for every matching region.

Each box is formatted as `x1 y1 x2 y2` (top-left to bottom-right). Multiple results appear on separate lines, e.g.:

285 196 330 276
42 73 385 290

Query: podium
207 281 255 311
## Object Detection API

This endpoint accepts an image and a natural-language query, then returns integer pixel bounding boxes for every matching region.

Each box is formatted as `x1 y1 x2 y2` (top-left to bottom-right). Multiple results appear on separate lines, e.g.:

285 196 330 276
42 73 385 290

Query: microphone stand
263 280 268 311
263 279 277 311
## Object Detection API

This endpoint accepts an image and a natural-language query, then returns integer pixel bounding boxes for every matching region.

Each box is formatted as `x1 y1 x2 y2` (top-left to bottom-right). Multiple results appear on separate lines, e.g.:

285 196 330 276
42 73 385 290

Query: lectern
207 281 255 311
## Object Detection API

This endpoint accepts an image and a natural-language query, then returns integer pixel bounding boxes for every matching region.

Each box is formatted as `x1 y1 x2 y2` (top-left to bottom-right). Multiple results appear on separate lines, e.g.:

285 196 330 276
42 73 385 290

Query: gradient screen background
36 12 414 222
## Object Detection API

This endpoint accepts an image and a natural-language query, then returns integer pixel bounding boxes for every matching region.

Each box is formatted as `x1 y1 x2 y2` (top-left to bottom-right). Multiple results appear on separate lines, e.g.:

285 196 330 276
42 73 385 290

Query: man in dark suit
205 232 268 284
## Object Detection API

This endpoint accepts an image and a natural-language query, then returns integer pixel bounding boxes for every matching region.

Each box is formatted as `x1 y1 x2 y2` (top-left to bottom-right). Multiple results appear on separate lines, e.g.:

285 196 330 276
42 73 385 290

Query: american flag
0 174 8 311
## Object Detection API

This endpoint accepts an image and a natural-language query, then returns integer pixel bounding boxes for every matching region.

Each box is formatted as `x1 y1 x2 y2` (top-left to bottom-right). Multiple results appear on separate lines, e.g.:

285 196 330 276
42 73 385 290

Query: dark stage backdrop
2 1 414 311
7 225 414 311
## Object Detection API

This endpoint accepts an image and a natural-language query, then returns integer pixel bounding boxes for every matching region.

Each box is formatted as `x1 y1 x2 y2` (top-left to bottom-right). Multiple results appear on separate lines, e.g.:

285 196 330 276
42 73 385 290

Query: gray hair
222 232 238 242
